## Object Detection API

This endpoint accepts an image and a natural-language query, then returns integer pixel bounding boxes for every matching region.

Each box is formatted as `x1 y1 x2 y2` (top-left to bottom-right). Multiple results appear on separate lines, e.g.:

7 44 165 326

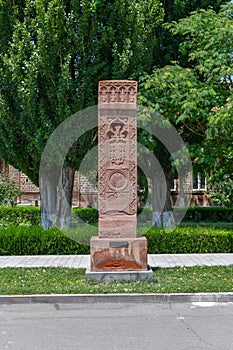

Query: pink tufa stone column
90 80 148 272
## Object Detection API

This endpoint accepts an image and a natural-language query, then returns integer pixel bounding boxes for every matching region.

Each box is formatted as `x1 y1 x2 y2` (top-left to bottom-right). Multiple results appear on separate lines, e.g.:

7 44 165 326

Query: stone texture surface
89 80 148 275
98 215 137 239
85 268 153 282
90 237 148 271
98 80 137 238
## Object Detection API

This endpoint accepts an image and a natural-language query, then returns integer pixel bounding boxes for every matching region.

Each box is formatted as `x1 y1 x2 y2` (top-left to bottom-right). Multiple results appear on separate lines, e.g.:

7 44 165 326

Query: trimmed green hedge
72 206 233 224
139 207 233 223
0 206 99 227
182 207 233 222
0 225 232 255
72 207 98 225
0 226 89 255
0 206 233 228
146 227 233 254
0 205 232 255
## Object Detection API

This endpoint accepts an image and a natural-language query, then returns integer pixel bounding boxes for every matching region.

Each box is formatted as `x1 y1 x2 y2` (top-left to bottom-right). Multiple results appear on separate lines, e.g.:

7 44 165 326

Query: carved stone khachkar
88 81 150 277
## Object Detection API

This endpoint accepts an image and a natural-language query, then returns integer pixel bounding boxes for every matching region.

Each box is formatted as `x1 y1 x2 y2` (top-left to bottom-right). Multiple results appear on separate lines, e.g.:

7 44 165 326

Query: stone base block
98 215 137 239
85 268 153 282
90 236 148 271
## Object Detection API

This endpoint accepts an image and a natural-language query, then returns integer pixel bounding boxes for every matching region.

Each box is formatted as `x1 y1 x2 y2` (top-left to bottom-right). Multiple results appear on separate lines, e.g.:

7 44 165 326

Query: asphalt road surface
1 301 233 350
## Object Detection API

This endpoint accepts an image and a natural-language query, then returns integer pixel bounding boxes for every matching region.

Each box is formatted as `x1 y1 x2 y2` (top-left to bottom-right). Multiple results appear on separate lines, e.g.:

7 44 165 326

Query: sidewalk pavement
0 254 233 269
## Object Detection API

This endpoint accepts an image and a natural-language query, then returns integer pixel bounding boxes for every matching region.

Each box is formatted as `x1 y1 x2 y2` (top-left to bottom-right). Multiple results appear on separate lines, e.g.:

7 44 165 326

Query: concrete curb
1 293 233 304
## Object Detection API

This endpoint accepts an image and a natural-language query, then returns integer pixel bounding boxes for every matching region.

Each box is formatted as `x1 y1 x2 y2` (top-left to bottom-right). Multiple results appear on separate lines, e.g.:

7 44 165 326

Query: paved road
1 302 233 350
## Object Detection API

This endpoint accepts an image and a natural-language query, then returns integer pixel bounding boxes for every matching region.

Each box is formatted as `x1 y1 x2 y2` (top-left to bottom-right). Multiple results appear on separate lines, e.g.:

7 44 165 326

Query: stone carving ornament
98 81 137 217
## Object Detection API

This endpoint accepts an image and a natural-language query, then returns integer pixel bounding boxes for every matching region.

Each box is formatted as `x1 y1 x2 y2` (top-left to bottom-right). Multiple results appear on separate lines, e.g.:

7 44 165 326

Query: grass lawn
0 266 232 295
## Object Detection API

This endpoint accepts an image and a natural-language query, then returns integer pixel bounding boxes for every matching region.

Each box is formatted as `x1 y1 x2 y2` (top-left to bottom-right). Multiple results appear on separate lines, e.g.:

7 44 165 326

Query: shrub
0 226 89 255
0 206 41 227
208 174 233 207
145 227 233 254
72 207 98 225
1 206 232 228
0 173 22 206
0 206 98 228
0 225 232 255
182 207 233 222
140 207 233 223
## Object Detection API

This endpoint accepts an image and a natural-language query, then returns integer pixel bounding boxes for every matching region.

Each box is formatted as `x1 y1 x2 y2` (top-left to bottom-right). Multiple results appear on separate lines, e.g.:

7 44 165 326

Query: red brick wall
2 163 211 208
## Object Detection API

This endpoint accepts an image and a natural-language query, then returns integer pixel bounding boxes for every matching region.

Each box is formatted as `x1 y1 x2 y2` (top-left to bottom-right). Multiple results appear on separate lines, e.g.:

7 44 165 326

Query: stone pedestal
90 237 147 271
86 80 151 281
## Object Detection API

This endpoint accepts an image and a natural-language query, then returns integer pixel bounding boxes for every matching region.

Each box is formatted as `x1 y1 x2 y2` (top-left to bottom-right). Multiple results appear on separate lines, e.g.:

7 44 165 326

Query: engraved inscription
109 241 129 248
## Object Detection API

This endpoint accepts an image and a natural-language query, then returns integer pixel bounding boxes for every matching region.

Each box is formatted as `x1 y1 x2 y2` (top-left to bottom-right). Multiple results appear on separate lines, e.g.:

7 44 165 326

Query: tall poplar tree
0 0 163 228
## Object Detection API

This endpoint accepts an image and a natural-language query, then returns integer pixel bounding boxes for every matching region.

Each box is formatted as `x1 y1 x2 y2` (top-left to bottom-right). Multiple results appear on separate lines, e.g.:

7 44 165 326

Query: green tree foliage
139 2 233 217
207 96 233 204
0 0 164 227
154 0 229 67
0 0 164 185
208 174 233 207
0 173 22 206
167 3 233 204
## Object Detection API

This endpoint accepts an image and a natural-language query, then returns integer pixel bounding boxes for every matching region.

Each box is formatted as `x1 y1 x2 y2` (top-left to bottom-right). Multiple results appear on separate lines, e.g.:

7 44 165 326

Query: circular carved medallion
108 171 128 191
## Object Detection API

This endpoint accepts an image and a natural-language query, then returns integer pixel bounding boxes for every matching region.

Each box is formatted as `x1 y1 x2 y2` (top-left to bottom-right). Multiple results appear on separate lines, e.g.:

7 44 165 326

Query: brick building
1 161 210 207
0 162 98 207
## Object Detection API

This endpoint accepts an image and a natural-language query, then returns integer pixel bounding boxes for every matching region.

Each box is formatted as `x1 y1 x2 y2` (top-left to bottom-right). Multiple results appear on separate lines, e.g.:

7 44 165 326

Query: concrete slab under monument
85 268 153 282
85 80 152 282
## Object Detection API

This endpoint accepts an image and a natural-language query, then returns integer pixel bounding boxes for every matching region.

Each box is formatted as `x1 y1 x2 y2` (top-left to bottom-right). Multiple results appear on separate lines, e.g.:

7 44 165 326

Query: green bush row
146 227 233 254
139 207 233 223
72 207 98 225
181 206 233 222
0 206 99 227
0 206 232 228
0 225 232 255
73 206 233 225
0 226 89 255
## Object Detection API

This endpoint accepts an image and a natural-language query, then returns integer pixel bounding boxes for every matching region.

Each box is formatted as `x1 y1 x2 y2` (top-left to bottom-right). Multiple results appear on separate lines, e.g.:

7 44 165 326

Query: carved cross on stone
89 80 148 273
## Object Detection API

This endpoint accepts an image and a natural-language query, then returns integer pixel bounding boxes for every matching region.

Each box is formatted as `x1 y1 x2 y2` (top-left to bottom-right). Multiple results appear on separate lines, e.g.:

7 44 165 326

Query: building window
193 173 206 191
170 178 177 191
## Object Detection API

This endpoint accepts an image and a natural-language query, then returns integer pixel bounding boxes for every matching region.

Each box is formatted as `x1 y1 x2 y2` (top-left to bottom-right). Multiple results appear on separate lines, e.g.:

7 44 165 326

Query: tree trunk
40 167 75 229
152 168 175 227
